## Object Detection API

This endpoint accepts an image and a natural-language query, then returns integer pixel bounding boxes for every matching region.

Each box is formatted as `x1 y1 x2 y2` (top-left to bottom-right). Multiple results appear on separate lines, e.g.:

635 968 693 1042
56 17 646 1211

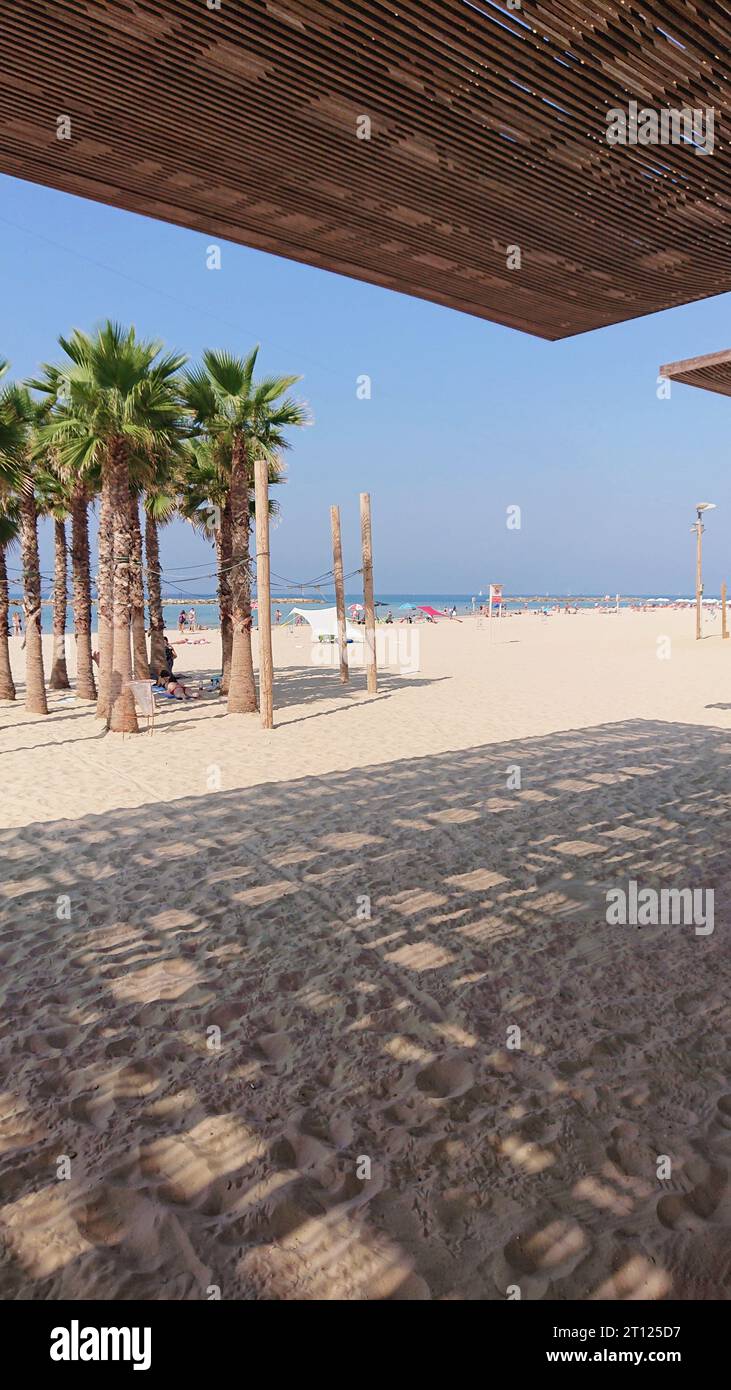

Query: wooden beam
330 504 348 684
659 349 731 400
360 492 377 696
2 2 731 339
254 457 274 729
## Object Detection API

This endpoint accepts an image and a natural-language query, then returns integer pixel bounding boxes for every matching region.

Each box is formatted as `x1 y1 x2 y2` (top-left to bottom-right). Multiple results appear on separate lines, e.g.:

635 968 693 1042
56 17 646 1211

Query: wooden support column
254 457 274 728
360 492 377 695
330 504 349 683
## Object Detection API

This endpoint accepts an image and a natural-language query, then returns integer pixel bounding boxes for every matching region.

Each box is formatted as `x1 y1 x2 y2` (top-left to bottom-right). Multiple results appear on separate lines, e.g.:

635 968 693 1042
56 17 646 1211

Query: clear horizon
2 172 731 596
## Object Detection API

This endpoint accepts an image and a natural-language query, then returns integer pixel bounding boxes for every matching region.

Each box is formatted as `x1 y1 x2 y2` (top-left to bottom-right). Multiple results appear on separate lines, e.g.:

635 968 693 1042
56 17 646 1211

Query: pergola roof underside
660 349 731 398
2 0 731 339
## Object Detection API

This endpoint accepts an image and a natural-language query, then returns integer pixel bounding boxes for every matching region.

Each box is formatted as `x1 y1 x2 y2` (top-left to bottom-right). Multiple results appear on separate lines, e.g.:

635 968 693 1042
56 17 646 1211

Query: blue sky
2 171 730 596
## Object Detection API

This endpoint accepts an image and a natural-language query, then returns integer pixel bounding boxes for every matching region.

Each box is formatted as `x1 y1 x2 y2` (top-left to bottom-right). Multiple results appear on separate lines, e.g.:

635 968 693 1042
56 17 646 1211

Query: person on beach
157 668 200 700
178 609 187 632
11 611 22 636
188 608 196 630
275 607 281 624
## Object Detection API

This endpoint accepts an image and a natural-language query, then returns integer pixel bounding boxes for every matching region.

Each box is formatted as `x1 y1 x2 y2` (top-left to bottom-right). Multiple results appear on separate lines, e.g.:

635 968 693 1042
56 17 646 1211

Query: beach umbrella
398 602 415 610
348 602 363 613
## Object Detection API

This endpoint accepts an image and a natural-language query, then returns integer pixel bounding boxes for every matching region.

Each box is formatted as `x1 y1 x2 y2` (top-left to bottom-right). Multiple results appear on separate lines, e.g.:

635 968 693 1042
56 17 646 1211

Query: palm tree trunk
129 495 149 680
20 487 48 714
218 501 233 694
107 440 139 733
0 547 16 701
49 517 70 689
70 483 96 702
95 475 114 720
227 438 257 714
145 506 167 677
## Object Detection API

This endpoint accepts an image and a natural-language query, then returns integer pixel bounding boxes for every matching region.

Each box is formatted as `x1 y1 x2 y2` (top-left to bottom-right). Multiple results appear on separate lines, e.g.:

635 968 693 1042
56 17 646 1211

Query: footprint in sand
415 1056 474 1100
257 1032 292 1065
242 1178 330 1246
657 1165 728 1231
65 1060 161 1129
104 1034 137 1059
27 1025 83 1056
72 1184 157 1253
495 1217 592 1298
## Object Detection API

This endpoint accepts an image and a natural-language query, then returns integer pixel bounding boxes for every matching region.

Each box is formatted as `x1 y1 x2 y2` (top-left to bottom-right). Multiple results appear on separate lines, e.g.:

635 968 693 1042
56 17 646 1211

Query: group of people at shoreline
177 607 200 633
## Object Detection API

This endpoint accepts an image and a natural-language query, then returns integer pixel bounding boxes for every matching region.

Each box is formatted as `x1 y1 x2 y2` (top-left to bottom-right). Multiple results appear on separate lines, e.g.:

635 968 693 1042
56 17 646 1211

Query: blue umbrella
398 602 415 610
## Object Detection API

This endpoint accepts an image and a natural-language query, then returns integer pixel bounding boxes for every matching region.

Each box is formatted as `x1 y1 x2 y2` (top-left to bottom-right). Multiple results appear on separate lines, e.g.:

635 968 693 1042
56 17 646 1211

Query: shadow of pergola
0 718 729 1300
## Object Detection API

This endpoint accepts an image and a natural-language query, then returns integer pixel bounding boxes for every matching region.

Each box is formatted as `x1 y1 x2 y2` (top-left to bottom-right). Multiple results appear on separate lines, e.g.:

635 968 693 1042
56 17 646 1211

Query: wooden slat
660 348 731 398
0 0 730 338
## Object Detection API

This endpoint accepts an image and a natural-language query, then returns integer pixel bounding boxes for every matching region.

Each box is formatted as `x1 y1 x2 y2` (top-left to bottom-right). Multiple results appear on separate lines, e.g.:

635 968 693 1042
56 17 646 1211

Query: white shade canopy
289 607 364 643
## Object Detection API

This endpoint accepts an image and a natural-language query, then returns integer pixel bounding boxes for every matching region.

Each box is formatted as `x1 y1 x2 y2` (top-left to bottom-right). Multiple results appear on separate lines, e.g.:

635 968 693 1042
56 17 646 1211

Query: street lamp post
692 502 716 641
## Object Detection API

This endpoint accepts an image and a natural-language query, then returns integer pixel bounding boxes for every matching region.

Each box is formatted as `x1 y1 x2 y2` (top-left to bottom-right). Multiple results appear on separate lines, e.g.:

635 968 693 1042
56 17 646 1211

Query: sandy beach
1 610 730 1299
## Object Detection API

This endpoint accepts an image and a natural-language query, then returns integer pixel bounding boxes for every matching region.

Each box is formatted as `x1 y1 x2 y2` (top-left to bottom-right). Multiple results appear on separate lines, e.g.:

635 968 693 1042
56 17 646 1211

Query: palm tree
95 464 114 720
69 472 98 702
179 436 286 695
28 363 98 702
0 383 50 714
0 363 25 703
178 437 234 691
181 348 307 713
128 484 149 681
143 461 178 678
0 507 19 701
128 442 181 681
39 323 186 733
36 467 71 690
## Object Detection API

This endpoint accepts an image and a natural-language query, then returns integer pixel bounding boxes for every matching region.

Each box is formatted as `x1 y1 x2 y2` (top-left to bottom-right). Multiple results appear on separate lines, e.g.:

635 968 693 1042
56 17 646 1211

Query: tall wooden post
254 457 274 728
723 581 729 639
695 518 703 641
330 504 349 683
360 491 377 695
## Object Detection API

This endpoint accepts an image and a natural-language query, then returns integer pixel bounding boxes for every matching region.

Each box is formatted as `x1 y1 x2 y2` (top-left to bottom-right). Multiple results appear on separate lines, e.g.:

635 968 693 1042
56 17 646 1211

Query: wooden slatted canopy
1 0 731 339
659 349 731 398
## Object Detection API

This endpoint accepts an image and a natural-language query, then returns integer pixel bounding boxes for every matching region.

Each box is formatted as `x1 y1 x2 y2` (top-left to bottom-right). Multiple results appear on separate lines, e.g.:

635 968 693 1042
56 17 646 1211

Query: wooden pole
330 504 349 683
254 457 274 728
360 491 377 694
695 518 703 641
723 580 729 639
